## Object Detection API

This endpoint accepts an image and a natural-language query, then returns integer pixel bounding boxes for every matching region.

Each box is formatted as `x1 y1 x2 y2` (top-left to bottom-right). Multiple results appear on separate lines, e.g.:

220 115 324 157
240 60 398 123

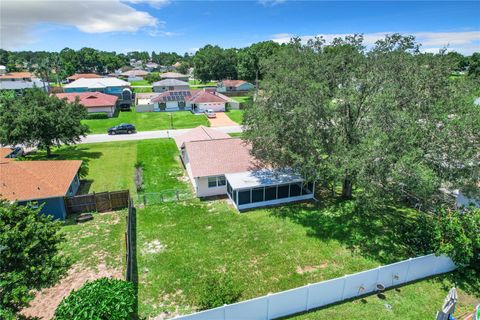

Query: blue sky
1 1 479 54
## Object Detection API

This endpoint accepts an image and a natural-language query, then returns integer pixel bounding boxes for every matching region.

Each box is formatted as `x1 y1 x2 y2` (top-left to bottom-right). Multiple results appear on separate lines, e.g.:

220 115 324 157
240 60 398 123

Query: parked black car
108 123 136 135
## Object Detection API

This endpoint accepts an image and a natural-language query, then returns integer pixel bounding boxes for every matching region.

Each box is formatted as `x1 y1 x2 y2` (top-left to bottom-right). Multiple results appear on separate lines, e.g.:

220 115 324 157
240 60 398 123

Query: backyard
82 110 209 134
23 138 479 319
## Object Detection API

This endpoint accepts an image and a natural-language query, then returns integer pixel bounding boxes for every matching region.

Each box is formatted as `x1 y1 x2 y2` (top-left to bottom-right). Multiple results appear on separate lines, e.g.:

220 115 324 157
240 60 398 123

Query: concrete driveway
79 125 243 144
208 112 238 127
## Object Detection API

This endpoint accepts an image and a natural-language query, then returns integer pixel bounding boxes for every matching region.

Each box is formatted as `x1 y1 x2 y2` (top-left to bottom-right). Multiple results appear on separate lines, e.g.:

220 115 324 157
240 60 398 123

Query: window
265 186 277 201
238 190 251 205
207 175 226 188
252 187 264 203
278 184 289 199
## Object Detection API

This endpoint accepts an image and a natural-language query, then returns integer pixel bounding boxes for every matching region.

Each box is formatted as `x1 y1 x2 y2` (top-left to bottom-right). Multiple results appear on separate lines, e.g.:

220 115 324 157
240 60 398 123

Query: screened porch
225 170 315 211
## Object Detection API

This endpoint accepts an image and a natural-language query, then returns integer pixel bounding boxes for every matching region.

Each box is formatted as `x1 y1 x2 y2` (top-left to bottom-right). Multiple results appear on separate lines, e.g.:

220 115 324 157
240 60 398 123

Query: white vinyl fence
174 254 456 320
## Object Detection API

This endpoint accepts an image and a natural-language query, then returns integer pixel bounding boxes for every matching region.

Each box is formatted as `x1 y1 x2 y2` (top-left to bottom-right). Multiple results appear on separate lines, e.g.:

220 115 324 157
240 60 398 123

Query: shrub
54 278 135 320
434 207 480 273
86 112 109 119
195 273 242 310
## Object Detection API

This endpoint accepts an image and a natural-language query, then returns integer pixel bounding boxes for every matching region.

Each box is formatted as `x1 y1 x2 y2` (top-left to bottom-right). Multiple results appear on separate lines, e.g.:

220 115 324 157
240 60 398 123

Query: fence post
93 192 98 212
266 293 270 320
341 275 348 300
405 258 413 283
305 283 310 311
432 254 439 275
223 304 227 320
376 266 381 288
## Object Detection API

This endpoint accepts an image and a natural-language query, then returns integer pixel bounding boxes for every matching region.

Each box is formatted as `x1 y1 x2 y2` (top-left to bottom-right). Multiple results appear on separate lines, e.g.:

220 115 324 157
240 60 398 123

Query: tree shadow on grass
269 196 434 265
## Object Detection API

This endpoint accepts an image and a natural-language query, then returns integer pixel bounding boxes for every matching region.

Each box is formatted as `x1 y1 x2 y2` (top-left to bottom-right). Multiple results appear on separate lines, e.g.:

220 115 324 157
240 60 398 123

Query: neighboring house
55 92 118 117
0 72 48 91
152 79 190 93
217 80 255 93
172 62 182 69
145 62 159 72
0 65 6 75
149 90 228 112
161 72 189 82
0 159 82 219
63 77 132 107
0 147 23 159
121 69 149 81
181 136 315 210
66 73 101 82
174 125 230 149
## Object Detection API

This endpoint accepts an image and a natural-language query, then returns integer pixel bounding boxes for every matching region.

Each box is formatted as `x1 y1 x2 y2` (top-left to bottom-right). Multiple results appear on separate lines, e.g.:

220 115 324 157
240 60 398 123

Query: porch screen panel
238 190 251 205
252 187 264 203
290 182 302 197
278 184 289 199
302 182 314 195
265 186 277 201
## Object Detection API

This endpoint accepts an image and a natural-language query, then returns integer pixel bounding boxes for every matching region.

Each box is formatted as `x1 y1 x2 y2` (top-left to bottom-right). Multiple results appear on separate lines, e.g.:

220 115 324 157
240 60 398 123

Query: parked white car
205 109 216 118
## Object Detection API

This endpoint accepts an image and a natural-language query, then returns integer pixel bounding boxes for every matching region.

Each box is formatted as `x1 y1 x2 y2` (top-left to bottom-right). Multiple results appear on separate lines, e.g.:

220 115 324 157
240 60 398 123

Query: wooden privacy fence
65 190 130 214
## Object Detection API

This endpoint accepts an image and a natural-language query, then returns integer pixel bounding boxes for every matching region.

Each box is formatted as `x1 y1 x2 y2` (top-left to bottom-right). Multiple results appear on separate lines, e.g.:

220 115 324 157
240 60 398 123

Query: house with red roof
66 73 102 82
217 80 254 93
179 129 315 210
146 89 228 113
55 92 118 117
0 159 82 219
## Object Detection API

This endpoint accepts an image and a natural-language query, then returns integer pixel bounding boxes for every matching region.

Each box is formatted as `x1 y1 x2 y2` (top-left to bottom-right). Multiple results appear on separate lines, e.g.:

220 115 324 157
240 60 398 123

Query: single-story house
0 72 48 91
63 77 132 107
145 62 159 72
66 73 102 82
152 79 190 93
148 90 228 113
217 80 254 93
121 69 149 81
55 92 118 117
0 65 6 75
161 72 189 82
0 159 82 219
181 136 315 210
174 125 230 149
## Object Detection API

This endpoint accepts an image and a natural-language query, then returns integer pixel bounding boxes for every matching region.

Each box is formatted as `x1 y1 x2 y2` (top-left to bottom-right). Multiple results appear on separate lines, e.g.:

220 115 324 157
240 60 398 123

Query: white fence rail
174 254 456 320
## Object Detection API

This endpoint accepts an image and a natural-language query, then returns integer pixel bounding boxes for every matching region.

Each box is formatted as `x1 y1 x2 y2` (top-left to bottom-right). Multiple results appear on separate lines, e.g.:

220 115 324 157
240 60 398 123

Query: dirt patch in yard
21 264 122 320
296 263 329 275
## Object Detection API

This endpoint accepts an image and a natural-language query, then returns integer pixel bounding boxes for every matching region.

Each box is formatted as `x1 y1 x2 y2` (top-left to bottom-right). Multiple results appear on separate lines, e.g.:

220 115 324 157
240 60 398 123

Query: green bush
195 273 242 310
86 112 109 119
54 278 135 320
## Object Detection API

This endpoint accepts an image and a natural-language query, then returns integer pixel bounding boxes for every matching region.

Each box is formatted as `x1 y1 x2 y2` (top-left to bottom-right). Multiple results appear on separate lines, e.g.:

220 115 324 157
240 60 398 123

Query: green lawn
82 110 209 134
188 80 217 86
231 96 252 104
228 132 243 138
226 109 244 124
130 80 151 86
133 87 153 93
60 210 127 272
132 140 480 318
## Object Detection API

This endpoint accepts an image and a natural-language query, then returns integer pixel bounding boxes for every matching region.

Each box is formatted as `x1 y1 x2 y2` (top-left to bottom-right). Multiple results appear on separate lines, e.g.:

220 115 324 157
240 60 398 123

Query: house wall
195 176 227 197
87 106 116 117
238 83 254 91
18 197 67 220
153 84 189 93
136 103 155 112
195 102 225 112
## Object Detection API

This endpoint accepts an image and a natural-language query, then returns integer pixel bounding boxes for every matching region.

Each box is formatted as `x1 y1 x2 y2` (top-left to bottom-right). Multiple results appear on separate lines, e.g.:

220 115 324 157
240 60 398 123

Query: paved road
79 125 243 144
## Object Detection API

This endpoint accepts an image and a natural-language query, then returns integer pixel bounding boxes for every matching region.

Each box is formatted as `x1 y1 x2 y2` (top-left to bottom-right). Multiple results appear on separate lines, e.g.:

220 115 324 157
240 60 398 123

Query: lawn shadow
268 195 435 265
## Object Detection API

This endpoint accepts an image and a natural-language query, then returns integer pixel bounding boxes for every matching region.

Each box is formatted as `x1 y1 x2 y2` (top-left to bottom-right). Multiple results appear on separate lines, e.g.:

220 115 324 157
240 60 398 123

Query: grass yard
132 139 480 319
133 86 153 93
228 132 243 138
23 139 186 197
82 110 209 134
188 79 217 86
130 80 151 86
225 109 244 124
231 96 252 104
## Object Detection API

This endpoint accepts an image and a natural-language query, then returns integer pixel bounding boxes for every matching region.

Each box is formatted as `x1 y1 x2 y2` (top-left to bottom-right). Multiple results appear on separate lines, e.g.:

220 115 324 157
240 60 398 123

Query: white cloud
0 0 174 49
259 0 286 7
270 31 480 55
122 0 171 9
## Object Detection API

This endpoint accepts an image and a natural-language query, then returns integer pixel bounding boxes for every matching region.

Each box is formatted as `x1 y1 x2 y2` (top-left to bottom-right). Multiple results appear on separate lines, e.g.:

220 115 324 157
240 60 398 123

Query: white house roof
64 77 130 89
225 169 303 190
0 79 47 90
474 97 480 106
152 79 189 87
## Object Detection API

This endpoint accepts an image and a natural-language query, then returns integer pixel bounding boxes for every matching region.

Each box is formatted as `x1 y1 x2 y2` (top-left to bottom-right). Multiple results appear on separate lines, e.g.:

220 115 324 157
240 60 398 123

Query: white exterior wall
196 102 225 112
195 176 227 197
87 106 115 117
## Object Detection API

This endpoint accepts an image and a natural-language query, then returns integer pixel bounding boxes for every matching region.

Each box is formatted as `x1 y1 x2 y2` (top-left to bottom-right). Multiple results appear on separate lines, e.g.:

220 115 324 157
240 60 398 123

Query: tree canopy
0 89 88 156
243 34 480 210
0 201 67 318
